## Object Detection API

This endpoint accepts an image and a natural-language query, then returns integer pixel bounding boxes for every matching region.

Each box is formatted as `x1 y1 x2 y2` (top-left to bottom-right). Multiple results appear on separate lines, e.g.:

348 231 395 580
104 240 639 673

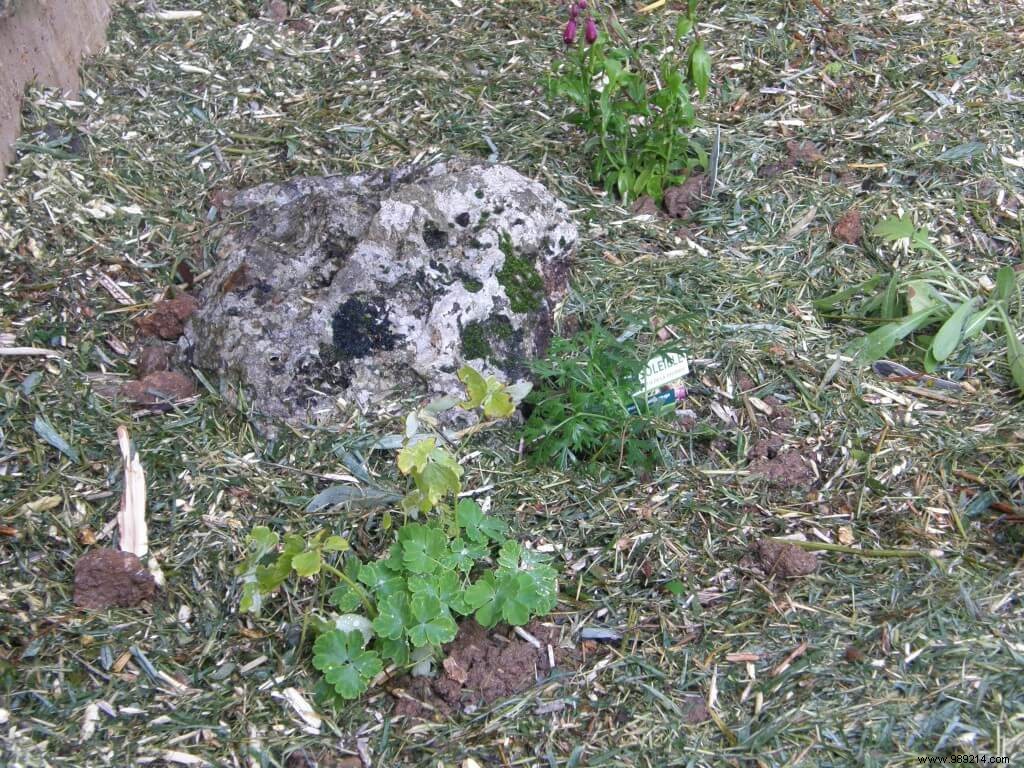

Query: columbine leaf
357 562 405 598
399 524 450 574
397 438 435 475
464 573 501 628
496 540 523 572
459 366 488 409
448 536 490 575
247 526 279 558
372 592 412 640
379 637 411 666
415 446 463 505
323 535 349 553
291 549 322 577
312 630 382 700
456 498 508 543
240 581 262 614
408 570 466 615
329 581 364 612
407 595 458 647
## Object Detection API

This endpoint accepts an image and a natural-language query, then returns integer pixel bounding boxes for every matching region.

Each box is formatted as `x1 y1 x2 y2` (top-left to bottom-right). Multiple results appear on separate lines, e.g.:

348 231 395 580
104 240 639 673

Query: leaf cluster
548 9 710 203
238 367 557 700
522 327 676 474
815 218 1022 391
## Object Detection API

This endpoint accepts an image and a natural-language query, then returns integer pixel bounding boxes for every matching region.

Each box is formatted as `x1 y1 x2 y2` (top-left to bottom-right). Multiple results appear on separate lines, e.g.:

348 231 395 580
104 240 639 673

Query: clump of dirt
135 294 198 340
757 140 827 179
748 446 816 490
663 173 710 219
391 620 574 719
136 343 172 378
747 539 818 578
74 548 156 609
119 370 196 406
832 208 863 244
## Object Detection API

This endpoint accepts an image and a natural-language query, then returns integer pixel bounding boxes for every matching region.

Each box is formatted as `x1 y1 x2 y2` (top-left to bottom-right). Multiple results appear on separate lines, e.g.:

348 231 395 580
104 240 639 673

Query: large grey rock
182 158 577 428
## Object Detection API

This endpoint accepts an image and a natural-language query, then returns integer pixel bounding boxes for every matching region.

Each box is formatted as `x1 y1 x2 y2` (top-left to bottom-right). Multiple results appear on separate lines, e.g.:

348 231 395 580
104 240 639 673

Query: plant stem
323 562 378 618
769 538 942 567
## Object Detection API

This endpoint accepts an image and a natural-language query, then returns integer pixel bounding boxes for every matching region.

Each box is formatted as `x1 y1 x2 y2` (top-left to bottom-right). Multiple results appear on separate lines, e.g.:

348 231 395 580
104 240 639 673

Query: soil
757 140 826 179
134 294 198 340
832 208 863 244
747 539 818 579
0 0 112 177
663 173 710 219
391 620 576 719
119 370 197 405
136 344 173 378
74 548 157 609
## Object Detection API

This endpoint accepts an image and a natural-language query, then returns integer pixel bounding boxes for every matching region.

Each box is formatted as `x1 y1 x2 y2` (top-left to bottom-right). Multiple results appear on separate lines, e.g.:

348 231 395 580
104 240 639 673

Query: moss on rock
497 232 544 313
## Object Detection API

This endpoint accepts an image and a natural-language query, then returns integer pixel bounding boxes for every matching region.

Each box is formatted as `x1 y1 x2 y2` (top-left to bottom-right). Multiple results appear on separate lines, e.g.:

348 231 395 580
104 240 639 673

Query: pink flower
569 3 579 18
584 16 598 43
563 18 577 44
578 0 588 8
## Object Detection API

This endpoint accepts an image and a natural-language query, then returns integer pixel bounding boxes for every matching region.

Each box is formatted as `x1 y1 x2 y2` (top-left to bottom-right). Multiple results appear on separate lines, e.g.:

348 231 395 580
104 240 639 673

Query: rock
119 370 197 405
74 548 156 609
0 0 19 20
265 0 288 22
135 294 198 340
182 158 577 428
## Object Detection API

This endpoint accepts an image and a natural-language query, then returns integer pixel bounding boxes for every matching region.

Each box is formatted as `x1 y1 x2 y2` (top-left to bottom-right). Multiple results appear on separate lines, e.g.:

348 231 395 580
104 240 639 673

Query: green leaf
407 595 458 647
247 526 279 558
464 573 501 628
1000 308 1024 394
675 16 693 40
854 306 941 363
240 582 262 614
963 305 997 340
312 630 382 700
905 280 938 315
379 637 410 666
399 524 451 574
496 540 523 572
812 275 885 311
323 535 349 552
292 549 322 578
372 592 412 640
329 581 365 613
448 536 490 574
357 562 405 598
458 365 488 409
689 40 711 99
397 438 435 475
456 498 508 543
932 298 977 361
665 579 685 596
995 266 1018 304
409 570 467 615
873 215 915 242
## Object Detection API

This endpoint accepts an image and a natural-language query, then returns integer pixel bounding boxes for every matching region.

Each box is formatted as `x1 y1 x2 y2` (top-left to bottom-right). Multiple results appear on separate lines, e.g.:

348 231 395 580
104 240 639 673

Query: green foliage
548 8 710 203
816 222 1022 391
237 368 557 700
522 327 678 473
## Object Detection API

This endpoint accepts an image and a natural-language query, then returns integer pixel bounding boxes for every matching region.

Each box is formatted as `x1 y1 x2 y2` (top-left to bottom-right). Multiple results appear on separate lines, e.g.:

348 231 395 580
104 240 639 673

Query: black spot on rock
331 296 399 360
423 223 448 250
455 212 471 227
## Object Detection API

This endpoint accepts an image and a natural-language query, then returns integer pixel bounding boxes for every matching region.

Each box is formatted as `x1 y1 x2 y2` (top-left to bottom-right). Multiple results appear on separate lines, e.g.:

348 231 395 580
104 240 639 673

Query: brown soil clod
391 620 572 719
663 173 709 219
135 343 173 378
74 548 157 610
750 539 818 579
119 370 197 405
832 208 863 244
135 294 198 340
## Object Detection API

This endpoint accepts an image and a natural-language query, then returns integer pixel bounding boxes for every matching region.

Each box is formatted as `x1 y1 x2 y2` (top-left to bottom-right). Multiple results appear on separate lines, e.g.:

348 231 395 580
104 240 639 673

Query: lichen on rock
182 158 577 428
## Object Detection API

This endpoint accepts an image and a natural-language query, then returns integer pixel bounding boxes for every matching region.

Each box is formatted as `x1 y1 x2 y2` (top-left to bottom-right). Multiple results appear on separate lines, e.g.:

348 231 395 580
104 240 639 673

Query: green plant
522 327 683 473
236 367 558 700
815 216 1023 392
548 1 710 204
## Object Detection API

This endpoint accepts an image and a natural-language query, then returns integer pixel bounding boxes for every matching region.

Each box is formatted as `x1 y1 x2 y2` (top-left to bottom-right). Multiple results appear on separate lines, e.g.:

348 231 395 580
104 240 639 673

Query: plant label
636 353 689 395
